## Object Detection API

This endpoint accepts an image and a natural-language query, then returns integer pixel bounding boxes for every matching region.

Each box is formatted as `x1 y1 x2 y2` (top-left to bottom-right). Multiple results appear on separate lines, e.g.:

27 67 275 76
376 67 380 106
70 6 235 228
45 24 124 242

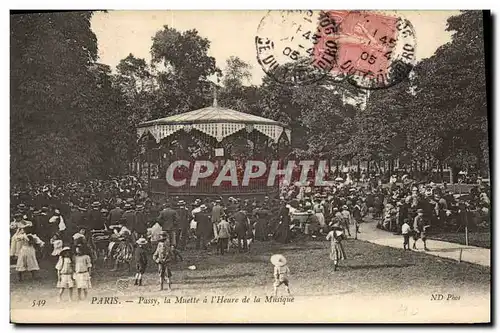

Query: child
153 232 173 291
55 247 74 301
16 233 44 281
401 219 411 250
50 233 63 256
73 245 92 300
134 238 148 286
217 217 232 255
413 209 429 251
270 254 291 296
326 223 347 271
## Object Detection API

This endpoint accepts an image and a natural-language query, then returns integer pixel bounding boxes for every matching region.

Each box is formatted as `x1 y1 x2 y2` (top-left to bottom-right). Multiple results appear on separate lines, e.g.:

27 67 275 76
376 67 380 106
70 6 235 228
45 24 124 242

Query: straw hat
72 232 85 240
136 238 147 245
60 246 71 254
334 229 344 237
270 254 287 267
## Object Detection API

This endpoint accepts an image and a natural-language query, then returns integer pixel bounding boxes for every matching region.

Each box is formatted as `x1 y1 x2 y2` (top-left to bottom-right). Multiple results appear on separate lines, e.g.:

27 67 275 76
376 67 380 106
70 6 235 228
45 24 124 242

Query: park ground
10 233 491 323
428 232 491 249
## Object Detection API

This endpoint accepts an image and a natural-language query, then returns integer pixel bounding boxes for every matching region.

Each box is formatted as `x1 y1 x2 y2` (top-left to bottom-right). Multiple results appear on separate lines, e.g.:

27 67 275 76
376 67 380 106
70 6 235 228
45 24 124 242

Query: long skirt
315 213 326 227
329 242 347 262
16 245 39 272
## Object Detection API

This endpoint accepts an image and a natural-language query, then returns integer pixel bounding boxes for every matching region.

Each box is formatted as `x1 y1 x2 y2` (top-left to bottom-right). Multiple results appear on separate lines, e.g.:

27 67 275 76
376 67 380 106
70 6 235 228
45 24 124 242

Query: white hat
270 254 287 267
60 246 71 253
136 238 147 245
72 233 85 240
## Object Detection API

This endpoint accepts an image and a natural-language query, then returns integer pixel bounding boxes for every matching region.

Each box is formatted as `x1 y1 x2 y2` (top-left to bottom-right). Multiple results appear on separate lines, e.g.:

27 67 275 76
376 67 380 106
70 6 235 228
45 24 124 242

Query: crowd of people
9 172 490 298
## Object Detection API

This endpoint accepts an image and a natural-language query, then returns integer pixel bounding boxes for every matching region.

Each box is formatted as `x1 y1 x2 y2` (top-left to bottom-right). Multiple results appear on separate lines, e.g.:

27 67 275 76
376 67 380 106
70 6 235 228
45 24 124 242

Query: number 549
32 300 46 307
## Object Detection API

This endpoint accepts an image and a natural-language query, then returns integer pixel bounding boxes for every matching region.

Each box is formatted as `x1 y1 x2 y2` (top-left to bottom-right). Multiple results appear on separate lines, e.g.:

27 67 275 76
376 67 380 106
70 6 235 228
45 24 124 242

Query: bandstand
135 99 291 197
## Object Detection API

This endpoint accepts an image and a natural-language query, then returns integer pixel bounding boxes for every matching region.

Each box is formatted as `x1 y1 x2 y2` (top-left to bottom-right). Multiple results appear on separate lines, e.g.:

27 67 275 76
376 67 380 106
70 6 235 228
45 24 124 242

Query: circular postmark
255 10 337 86
315 10 417 90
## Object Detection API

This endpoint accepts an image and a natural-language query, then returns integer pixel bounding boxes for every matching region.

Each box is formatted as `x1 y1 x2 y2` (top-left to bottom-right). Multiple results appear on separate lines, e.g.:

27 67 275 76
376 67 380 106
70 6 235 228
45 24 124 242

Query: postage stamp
314 10 417 89
256 10 416 89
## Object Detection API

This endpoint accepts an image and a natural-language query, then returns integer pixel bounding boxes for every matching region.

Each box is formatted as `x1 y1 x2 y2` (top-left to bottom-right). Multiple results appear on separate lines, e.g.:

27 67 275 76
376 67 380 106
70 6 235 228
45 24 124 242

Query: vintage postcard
10 10 490 323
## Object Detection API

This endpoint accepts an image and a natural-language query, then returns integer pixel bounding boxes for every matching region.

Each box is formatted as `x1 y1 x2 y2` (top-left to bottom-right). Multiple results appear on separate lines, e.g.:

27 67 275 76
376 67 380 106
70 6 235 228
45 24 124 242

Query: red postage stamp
313 10 416 89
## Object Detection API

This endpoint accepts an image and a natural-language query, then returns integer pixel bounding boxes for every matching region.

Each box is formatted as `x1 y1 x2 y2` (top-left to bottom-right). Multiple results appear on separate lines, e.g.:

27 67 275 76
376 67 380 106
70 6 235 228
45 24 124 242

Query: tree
11 11 135 183
408 10 488 179
221 56 252 89
218 56 259 114
114 54 156 125
150 27 219 117
11 11 100 183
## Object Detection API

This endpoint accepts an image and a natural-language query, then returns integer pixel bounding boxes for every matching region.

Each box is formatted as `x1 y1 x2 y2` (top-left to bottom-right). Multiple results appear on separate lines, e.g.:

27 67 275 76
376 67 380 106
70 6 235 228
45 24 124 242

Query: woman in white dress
15 233 44 281
313 199 326 229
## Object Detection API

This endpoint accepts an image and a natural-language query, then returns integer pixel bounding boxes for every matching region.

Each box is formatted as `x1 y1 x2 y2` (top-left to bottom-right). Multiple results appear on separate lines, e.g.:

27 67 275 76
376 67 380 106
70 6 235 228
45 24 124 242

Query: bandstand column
147 145 151 187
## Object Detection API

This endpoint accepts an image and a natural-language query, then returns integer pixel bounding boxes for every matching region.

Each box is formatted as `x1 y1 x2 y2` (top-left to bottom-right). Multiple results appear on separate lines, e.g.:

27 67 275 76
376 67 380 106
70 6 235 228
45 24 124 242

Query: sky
91 10 461 85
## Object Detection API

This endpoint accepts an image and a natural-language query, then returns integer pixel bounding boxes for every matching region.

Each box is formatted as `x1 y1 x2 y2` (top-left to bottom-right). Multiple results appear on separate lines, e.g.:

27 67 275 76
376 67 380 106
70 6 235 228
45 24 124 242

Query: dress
73 254 92 289
15 234 43 272
314 204 326 228
10 224 34 257
326 230 347 262
51 239 63 256
56 257 75 288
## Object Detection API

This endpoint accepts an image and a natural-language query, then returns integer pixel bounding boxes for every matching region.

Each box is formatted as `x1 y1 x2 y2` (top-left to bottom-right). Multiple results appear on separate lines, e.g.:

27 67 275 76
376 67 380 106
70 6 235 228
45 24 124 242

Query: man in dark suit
37 206 51 242
211 199 224 238
88 201 104 230
194 205 211 250
134 204 148 238
109 203 124 225
176 200 190 250
122 203 136 230
158 202 178 246
233 207 249 252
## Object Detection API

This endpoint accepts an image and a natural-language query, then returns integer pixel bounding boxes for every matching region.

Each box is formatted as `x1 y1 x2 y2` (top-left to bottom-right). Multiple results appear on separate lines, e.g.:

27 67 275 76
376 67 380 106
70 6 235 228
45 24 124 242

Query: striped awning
137 105 290 143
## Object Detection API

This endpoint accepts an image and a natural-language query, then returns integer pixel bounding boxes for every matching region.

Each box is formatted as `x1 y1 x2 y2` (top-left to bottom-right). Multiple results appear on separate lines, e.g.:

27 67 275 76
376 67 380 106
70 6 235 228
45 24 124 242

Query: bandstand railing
149 178 277 197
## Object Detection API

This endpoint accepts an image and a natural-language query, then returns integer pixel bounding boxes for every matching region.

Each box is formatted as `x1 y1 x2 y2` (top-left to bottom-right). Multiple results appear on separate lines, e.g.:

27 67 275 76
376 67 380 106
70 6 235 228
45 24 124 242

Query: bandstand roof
137 105 291 144
138 106 285 127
